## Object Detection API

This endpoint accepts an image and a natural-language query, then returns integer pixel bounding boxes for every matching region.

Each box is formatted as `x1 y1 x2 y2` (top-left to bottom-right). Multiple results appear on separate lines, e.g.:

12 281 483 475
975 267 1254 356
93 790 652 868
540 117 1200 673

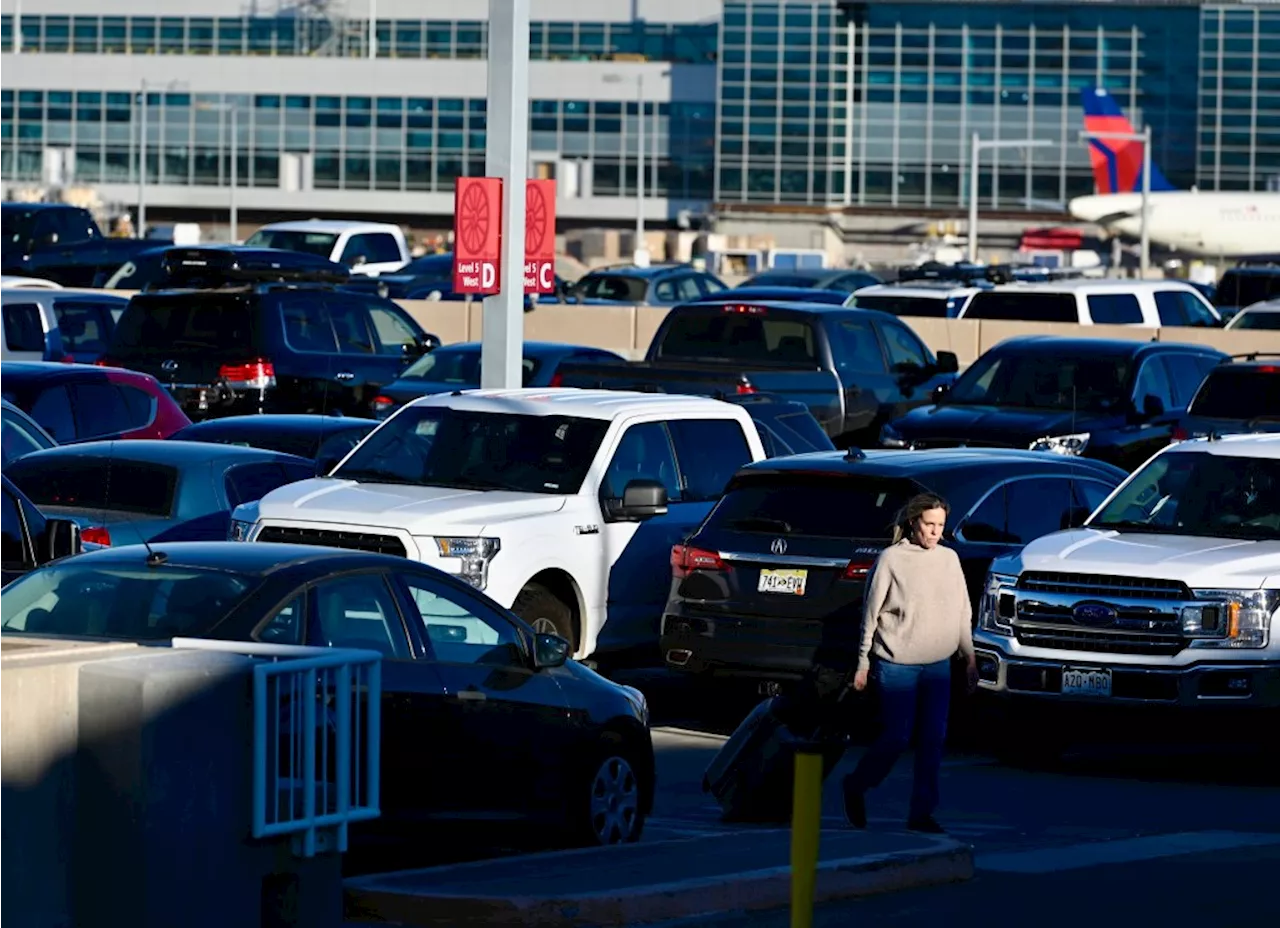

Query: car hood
255 477 567 534
551 658 649 722
1006 528 1280 589
894 404 1118 444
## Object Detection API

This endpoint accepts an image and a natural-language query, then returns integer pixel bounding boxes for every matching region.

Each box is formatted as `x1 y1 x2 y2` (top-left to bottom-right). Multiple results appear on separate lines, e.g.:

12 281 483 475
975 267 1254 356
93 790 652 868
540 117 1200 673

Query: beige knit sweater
856 539 975 672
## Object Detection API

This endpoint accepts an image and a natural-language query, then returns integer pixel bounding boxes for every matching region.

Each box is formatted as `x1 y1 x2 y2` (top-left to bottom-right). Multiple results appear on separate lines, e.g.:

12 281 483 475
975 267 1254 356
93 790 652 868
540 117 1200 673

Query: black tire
570 738 647 847
512 583 575 650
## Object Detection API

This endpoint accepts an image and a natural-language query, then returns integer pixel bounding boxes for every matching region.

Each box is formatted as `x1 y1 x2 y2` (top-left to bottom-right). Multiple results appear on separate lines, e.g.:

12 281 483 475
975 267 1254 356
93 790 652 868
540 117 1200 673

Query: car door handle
335 371 355 381
454 687 487 702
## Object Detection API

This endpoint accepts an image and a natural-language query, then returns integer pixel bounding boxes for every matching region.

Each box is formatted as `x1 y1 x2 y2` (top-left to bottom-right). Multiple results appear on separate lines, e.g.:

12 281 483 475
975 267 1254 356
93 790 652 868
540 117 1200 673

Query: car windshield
242 229 339 258
850 294 951 317
1090 450 1280 540
332 406 609 494
1189 368 1280 421
709 474 922 538
657 309 819 366
1231 310 1280 331
1 562 254 639
947 351 1130 412
1214 271 1280 309
572 274 649 303
400 349 538 386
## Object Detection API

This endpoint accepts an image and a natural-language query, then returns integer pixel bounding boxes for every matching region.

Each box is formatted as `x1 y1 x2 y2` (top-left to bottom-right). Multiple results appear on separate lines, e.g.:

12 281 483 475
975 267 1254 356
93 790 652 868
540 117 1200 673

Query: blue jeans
845 658 952 822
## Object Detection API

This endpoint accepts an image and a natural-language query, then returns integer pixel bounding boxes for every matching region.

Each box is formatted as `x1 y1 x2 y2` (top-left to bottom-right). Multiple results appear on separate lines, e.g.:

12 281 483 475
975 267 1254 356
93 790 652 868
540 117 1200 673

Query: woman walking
843 492 977 834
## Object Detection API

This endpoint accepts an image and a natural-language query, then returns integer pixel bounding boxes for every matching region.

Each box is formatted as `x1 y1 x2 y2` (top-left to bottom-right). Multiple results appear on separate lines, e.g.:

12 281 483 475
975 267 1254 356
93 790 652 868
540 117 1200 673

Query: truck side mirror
1142 394 1165 419
606 478 668 522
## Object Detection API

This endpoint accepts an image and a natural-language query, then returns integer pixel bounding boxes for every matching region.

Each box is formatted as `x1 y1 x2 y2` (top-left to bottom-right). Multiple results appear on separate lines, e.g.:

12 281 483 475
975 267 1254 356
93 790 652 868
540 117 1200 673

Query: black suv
881 337 1227 471
1177 354 1280 440
659 448 1126 687
102 248 441 419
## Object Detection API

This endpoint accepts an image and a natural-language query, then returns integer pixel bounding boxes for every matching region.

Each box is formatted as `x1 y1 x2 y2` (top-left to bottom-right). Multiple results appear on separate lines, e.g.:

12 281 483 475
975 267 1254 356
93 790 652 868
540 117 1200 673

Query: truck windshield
947 351 1130 412
1190 368 1280 421
332 406 609 495
1090 450 1280 540
657 309 819 366
242 229 339 258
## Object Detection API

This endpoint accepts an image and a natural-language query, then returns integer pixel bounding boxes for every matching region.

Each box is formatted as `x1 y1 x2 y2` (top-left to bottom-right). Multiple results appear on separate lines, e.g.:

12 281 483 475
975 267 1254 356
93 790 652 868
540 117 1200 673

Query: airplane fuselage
1068 190 1280 257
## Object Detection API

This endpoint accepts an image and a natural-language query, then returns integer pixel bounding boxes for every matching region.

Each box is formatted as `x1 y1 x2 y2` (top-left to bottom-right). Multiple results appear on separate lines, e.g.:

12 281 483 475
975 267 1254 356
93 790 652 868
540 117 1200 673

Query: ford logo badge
1072 601 1118 628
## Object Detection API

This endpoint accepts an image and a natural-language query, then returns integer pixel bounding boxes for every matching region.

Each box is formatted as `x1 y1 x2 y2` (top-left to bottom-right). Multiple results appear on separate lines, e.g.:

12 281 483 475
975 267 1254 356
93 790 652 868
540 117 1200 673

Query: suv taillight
81 526 111 546
549 372 564 387
219 359 276 390
843 556 877 580
671 544 725 579
371 395 396 414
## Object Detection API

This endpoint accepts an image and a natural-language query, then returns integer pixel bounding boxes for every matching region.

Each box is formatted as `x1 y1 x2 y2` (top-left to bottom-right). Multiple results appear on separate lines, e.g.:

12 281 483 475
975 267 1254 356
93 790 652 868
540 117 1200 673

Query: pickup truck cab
1 203 173 288
555 301 959 447
975 433 1280 712
243 220 410 276
239 388 768 661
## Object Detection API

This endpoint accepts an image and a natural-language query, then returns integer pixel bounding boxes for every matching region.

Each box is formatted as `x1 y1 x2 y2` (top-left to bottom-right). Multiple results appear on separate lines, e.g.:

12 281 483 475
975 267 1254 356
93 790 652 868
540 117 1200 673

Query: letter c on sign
539 263 553 290
481 263 496 289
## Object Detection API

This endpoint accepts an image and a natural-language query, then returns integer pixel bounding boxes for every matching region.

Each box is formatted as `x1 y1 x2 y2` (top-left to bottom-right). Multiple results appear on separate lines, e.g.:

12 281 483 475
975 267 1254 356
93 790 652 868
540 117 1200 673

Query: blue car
371 341 627 418
568 264 730 306
168 413 379 470
3 440 314 547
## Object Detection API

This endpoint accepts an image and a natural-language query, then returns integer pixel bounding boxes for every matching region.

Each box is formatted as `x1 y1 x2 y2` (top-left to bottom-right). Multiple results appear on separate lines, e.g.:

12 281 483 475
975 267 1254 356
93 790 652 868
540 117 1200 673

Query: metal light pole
1079 126 1153 278
479 0 530 390
967 134 1054 262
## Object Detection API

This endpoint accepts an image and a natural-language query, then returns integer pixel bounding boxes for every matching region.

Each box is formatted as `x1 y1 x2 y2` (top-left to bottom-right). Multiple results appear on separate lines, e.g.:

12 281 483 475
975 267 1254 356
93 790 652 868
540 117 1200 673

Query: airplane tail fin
1081 87 1176 194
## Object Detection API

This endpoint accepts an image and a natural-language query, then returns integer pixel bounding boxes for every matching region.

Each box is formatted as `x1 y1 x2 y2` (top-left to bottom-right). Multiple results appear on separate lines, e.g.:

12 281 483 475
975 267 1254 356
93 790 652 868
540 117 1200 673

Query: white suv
960 279 1222 328
243 220 410 276
238 388 767 660
846 280 980 318
976 433 1279 709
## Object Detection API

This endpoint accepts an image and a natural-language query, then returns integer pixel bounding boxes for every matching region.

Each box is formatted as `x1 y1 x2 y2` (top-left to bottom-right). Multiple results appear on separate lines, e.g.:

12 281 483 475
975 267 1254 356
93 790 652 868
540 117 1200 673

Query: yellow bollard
790 745 824 928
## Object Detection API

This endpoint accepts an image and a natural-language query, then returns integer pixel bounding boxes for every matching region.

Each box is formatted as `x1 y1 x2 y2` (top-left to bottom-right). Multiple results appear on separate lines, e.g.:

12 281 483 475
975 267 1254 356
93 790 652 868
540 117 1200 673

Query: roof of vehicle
1158 433 1280 459
0 275 63 289
737 447 1127 482
851 282 982 298
251 220 404 234
984 335 1226 359
977 278 1201 294
671 298 883 318
580 264 699 280
697 287 850 305
428 341 622 355
745 268 878 283
171 414 379 436
58 540 410 576
406 387 749 421
11 438 309 467
0 361 159 384
0 288 128 304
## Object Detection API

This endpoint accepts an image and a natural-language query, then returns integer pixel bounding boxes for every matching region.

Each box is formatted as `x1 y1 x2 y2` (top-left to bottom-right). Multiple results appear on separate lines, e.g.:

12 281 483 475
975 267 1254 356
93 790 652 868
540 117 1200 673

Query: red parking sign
524 179 556 295
453 176 503 295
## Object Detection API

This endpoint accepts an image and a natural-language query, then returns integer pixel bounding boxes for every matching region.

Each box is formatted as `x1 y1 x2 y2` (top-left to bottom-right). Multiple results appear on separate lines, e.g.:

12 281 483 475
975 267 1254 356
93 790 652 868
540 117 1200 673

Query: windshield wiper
728 517 793 533
432 477 513 491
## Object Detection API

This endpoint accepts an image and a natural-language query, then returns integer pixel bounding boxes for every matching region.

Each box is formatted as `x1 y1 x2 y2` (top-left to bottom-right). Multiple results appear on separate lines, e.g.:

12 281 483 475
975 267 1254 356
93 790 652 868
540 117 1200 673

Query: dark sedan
1 542 655 849
370 341 626 418
4 440 314 547
659 448 1126 688
2 474 81 587
880 337 1227 471
689 286 850 306
169 413 379 470
738 268 882 293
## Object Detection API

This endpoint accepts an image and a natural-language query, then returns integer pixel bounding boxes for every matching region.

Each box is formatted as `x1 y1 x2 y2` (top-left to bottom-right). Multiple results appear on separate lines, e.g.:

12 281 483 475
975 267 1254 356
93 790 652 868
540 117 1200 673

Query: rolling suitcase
702 692 848 824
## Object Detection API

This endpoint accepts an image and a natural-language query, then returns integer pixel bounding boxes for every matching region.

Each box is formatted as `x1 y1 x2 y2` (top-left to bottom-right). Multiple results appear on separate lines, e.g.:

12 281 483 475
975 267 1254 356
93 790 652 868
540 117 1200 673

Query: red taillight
60 354 75 364
671 544 725 579
372 395 395 413
218 359 276 390
1172 425 1189 442
736 381 756 395
722 304 766 315
549 371 564 387
81 526 111 546
1257 365 1279 373
843 557 876 580
95 356 120 368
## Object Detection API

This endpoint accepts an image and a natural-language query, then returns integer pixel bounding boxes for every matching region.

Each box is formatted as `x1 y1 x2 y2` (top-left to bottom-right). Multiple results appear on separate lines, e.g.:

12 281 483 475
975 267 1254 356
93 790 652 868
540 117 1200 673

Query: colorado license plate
758 568 807 596
1061 667 1112 698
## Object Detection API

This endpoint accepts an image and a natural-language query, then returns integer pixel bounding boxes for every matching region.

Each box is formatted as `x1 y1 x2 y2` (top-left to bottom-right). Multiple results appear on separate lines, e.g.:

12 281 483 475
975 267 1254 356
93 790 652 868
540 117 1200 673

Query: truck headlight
228 501 259 541
1029 432 1090 455
879 422 910 449
435 536 501 589
229 519 255 542
979 572 1018 635
1184 589 1277 649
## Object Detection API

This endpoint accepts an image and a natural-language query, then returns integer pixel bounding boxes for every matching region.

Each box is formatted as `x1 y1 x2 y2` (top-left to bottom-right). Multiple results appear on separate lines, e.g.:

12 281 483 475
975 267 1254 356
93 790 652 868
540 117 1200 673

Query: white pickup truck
975 433 1280 710
243 220 410 276
235 388 768 659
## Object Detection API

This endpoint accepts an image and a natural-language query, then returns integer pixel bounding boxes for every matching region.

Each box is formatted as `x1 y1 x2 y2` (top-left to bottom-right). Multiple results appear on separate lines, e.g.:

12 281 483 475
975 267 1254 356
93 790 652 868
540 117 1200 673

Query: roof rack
1231 352 1280 362
894 261 1087 287
155 247 350 291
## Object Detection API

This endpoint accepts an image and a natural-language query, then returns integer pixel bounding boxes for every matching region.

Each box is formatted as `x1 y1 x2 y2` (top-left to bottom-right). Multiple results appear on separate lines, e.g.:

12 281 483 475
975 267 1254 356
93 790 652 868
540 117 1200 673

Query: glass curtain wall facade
716 0 1275 210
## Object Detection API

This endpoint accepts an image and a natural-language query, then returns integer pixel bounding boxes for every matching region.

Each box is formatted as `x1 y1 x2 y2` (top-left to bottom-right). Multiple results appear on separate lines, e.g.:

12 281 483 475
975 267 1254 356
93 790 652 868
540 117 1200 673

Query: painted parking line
977 831 1280 874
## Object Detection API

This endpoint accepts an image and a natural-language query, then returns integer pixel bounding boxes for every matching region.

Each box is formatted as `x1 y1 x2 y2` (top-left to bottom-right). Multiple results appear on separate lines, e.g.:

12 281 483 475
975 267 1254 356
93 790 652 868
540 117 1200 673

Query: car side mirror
607 478 669 522
533 632 571 669
932 382 951 403
1142 394 1165 419
349 254 368 268
44 518 81 562
935 351 959 374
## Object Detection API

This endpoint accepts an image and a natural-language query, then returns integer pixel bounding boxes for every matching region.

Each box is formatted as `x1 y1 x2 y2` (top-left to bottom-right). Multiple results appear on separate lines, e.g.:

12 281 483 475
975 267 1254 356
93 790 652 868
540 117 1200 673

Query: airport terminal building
1 0 1275 226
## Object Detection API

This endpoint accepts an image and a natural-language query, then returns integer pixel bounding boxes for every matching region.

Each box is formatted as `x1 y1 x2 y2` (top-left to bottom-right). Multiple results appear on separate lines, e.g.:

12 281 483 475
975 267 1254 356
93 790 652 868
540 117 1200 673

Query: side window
1162 354 1214 409
1132 357 1176 413
878 322 929 370
2 489 29 569
4 304 45 352
830 319 888 374
401 575 524 667
602 421 682 502
339 234 377 267
29 386 76 442
257 593 305 645
325 298 376 354
224 462 299 508
1075 479 1114 516
1179 292 1219 327
117 385 156 430
1154 291 1190 327
959 484 1012 543
675 276 702 302
313 573 411 659
70 382 133 439
52 302 113 355
362 233 403 265
280 299 338 353
667 419 754 502
652 280 677 303
698 275 727 295
1005 478 1077 543
364 302 419 355
1087 293 1144 325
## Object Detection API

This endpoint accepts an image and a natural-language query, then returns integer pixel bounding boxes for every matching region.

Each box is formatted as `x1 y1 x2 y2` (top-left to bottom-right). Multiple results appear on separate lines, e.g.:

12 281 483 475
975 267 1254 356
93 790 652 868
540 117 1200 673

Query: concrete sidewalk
343 828 973 927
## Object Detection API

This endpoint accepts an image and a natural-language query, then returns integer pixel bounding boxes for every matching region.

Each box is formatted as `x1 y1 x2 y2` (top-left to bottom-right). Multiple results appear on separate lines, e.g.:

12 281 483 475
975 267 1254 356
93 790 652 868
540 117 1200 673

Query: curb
343 836 974 927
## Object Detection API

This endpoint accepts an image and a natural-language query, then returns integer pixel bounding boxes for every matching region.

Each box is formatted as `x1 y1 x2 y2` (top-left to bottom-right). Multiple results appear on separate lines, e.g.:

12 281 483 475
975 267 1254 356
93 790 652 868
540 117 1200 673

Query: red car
0 361 191 444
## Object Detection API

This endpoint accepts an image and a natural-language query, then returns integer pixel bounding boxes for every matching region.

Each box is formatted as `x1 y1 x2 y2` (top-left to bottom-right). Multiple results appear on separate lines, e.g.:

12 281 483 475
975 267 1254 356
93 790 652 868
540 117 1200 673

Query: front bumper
975 643 1280 708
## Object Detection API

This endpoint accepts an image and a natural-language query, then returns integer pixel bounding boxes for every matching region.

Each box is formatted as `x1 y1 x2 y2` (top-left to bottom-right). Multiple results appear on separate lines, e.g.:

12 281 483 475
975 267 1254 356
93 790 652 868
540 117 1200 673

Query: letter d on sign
481 262 496 289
